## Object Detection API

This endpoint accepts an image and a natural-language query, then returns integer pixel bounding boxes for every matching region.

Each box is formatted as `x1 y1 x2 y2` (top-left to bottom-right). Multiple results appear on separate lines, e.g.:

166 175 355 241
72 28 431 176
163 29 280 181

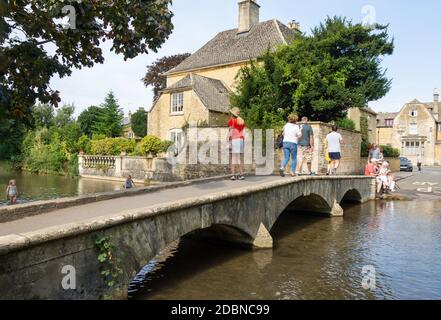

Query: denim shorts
328 152 341 160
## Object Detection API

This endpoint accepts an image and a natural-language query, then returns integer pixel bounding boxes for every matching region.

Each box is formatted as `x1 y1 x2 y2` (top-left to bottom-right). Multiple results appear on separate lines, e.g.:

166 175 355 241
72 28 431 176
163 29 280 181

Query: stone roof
165 74 230 113
376 112 398 127
165 19 296 75
361 106 377 115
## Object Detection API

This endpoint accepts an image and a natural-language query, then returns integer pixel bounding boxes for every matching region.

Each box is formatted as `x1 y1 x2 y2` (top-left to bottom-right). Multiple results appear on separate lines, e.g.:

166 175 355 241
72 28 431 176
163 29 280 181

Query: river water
0 161 123 206
129 199 441 300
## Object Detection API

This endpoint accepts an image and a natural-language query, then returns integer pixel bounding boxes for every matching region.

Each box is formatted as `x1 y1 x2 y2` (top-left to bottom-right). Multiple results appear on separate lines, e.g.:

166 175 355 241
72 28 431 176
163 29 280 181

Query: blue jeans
281 142 298 173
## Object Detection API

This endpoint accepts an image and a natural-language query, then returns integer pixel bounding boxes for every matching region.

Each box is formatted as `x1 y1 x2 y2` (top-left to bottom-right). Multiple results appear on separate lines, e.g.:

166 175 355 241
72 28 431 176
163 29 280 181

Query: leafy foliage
94 236 123 294
381 145 400 158
93 92 124 138
335 118 356 131
90 137 136 156
78 106 102 138
130 108 148 138
137 135 169 156
1 0 174 124
142 53 191 102
231 16 394 128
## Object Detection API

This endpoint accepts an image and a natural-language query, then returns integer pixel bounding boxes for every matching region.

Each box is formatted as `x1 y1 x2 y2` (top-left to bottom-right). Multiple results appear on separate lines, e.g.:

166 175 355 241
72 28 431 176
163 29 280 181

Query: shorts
328 152 341 160
298 146 313 163
231 139 244 154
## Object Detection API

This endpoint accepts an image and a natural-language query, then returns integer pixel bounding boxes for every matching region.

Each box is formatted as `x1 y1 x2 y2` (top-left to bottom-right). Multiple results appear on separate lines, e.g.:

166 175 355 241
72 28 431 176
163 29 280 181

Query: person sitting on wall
376 161 396 193
365 158 380 177
124 175 136 189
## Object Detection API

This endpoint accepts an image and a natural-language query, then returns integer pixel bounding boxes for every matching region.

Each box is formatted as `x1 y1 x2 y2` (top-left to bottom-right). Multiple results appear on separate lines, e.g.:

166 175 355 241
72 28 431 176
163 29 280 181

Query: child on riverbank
6 179 18 205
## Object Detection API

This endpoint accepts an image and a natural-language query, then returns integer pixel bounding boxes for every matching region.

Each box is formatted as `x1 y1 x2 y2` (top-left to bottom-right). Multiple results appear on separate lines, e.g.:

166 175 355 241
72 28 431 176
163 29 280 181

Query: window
128 132 134 139
171 92 184 114
169 129 185 155
385 119 394 127
409 124 418 135
409 109 418 117
403 141 422 156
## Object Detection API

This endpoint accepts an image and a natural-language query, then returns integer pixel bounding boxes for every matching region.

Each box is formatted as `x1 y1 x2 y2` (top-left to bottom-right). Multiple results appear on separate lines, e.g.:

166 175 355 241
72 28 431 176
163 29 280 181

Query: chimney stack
434 88 440 120
434 88 439 103
287 20 301 32
238 0 260 34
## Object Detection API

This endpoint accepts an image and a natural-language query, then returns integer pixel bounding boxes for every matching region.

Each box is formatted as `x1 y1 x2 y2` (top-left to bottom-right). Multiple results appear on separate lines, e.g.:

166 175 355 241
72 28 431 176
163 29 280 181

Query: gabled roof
376 112 399 127
165 19 296 75
361 106 377 115
164 74 230 113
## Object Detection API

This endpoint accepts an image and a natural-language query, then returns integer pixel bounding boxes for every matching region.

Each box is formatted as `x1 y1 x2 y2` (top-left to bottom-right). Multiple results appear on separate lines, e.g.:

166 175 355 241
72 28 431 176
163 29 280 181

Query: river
128 199 441 300
0 161 124 206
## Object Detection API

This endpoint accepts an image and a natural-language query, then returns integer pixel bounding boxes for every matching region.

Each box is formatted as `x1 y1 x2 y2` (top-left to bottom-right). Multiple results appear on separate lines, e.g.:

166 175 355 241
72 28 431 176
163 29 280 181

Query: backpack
276 133 284 149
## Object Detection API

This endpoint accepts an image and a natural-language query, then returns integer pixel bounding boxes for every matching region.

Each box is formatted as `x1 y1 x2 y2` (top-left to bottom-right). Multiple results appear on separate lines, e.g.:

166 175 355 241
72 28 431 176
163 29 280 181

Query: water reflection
0 161 123 205
130 200 441 300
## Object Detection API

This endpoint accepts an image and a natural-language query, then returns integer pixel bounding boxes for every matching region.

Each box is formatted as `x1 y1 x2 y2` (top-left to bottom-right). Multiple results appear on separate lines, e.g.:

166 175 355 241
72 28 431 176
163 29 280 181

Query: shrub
77 135 92 154
381 145 400 158
91 138 136 155
335 118 356 131
138 135 164 156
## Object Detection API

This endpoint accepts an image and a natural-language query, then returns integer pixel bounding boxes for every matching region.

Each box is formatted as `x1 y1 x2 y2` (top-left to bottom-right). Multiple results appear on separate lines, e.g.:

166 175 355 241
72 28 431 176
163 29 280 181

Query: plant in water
94 236 123 298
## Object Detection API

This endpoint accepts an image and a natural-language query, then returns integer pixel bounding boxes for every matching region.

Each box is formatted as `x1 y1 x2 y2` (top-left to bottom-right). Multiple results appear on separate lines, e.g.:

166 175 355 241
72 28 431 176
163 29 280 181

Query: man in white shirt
325 126 343 175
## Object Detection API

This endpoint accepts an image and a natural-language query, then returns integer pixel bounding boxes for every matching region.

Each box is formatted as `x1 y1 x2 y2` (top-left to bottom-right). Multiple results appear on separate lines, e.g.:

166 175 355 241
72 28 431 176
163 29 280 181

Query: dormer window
171 92 184 114
409 109 418 117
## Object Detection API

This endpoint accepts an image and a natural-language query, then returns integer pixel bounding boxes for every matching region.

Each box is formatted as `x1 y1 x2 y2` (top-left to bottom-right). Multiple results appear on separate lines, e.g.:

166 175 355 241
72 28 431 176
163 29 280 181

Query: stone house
347 107 378 143
376 112 399 146
378 89 441 165
147 0 298 144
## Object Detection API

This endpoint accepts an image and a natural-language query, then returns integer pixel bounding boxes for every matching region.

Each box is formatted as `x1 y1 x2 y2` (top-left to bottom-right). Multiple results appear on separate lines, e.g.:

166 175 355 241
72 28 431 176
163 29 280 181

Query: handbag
276 133 284 149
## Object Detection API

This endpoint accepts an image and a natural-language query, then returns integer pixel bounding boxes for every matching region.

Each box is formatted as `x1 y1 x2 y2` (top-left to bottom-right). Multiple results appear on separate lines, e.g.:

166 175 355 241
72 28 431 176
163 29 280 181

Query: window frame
170 92 184 115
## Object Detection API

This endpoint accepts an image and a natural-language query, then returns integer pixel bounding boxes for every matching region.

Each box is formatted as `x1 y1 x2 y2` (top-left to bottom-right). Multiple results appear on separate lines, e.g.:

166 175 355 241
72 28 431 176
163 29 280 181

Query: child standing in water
6 179 18 205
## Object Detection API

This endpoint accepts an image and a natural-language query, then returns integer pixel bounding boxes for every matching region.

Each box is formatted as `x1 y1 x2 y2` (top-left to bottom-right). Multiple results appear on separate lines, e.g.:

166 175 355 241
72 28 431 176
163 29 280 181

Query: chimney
434 88 439 103
238 0 260 34
287 20 301 32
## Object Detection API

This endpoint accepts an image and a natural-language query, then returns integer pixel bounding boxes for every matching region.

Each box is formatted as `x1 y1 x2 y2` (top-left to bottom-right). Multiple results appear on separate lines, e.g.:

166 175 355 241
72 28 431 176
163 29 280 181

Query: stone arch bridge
0 176 375 299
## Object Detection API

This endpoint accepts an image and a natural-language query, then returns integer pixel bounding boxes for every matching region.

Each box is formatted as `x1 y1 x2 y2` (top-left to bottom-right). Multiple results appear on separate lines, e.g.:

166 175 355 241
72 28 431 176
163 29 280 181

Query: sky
49 0 441 117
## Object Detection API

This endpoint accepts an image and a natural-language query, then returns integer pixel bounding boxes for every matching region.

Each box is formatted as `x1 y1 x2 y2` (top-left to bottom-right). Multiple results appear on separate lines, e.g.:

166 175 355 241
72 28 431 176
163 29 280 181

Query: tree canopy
231 17 394 128
93 91 123 138
143 53 191 102
130 108 148 138
78 105 101 138
0 0 174 124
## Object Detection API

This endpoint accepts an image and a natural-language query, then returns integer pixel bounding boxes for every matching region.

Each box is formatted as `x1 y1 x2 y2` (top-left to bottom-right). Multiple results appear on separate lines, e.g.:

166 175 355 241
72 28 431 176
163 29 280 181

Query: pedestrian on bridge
279 113 302 177
296 116 315 176
326 126 343 176
228 107 246 181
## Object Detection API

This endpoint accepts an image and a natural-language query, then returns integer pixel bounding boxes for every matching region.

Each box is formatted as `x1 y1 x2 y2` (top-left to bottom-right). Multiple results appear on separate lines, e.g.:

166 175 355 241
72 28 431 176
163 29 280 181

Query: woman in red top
228 107 246 180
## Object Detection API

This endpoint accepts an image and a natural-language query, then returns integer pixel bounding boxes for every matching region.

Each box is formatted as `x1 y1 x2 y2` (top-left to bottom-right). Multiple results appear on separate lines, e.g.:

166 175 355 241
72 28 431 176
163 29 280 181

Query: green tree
231 16 394 127
0 0 174 124
54 104 75 128
32 104 55 128
78 106 102 137
130 108 148 138
94 92 124 138
143 53 191 102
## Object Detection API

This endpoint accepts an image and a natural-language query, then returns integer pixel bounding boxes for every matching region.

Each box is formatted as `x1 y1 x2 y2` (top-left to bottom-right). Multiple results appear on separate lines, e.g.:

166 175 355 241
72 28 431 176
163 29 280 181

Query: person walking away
296 117 315 176
6 179 18 205
279 114 302 177
124 175 136 189
417 154 422 171
326 126 343 175
228 107 246 180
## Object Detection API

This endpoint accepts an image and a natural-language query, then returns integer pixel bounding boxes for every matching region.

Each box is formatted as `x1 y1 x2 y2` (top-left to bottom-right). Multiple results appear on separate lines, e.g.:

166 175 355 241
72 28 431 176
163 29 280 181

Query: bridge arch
339 189 363 204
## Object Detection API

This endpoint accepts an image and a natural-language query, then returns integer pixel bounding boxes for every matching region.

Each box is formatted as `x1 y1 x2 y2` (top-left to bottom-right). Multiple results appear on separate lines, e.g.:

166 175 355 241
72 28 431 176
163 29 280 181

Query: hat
371 158 378 163
229 107 240 117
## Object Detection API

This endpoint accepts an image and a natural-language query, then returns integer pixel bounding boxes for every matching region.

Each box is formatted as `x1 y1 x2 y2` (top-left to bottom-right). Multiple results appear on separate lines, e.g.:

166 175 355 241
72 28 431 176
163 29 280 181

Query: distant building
377 89 441 165
123 109 147 140
147 0 298 145
376 112 399 145
347 107 378 143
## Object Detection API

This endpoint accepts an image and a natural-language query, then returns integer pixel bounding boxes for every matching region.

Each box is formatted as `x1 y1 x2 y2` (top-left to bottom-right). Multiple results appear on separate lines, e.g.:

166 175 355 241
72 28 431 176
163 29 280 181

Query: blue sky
50 0 441 117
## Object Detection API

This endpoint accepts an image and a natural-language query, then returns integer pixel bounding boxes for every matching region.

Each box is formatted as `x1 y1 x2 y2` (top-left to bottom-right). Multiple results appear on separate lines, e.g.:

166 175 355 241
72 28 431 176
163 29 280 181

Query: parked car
400 157 413 172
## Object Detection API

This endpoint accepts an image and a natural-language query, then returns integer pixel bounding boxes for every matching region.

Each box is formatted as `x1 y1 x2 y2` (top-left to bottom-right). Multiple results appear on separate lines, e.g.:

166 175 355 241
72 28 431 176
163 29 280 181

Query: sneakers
230 175 237 181
231 175 245 181
238 175 245 180
279 169 285 177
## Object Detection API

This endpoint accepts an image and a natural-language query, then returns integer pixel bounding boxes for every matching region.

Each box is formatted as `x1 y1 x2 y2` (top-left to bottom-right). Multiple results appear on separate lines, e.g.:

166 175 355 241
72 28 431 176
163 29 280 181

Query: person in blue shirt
124 175 136 189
